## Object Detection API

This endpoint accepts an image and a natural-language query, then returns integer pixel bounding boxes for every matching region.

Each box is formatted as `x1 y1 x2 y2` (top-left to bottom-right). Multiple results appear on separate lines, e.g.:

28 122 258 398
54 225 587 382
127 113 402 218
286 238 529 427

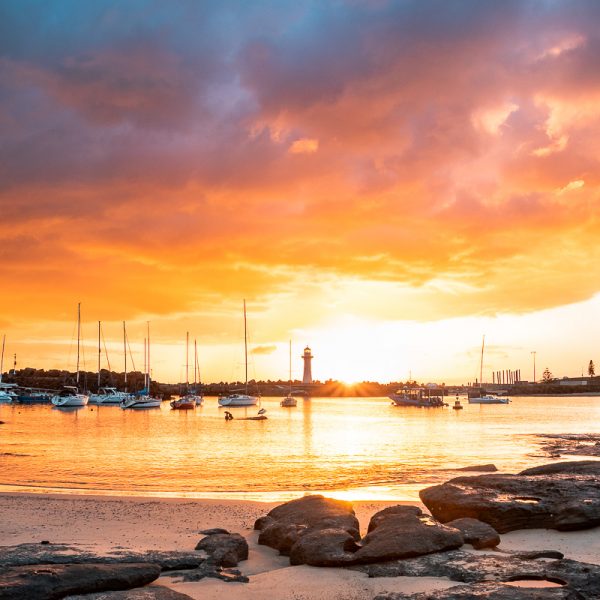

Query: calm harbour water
1 396 599 501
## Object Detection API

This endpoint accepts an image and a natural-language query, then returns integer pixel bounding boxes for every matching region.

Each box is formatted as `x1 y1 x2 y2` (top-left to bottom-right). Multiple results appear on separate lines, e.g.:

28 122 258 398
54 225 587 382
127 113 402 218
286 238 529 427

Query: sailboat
171 332 198 409
280 340 297 407
89 321 128 405
121 323 162 409
218 300 260 407
193 338 204 406
0 335 17 402
468 335 510 404
52 303 89 407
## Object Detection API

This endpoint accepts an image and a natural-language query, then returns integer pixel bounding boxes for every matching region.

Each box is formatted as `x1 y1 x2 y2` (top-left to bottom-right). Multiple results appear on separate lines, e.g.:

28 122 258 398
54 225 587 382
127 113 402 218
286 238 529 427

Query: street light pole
531 351 536 383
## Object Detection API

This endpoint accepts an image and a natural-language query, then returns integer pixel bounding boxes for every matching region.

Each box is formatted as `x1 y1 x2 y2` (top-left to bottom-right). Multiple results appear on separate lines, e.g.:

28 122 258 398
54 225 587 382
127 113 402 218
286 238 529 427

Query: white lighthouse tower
302 346 313 384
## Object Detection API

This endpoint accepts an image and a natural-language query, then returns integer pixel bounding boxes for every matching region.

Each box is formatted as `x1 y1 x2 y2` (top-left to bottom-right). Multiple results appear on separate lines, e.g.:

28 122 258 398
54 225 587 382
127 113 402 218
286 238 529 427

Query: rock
195 533 248 567
0 563 161 600
198 528 229 535
66 585 194 599
420 460 600 533
353 511 463 564
374 581 572 599
254 495 360 554
289 528 360 566
366 505 423 533
519 460 600 476
166 564 249 584
445 518 500 549
454 464 498 472
0 544 203 572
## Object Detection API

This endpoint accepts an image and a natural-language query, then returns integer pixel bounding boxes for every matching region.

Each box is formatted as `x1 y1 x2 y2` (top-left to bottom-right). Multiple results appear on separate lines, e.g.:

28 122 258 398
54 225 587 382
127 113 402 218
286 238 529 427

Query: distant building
559 377 588 386
302 346 313 384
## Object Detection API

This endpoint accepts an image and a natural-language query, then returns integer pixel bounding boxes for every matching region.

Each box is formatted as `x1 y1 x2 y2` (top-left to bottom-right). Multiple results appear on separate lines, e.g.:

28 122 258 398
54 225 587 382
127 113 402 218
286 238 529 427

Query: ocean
1 395 598 501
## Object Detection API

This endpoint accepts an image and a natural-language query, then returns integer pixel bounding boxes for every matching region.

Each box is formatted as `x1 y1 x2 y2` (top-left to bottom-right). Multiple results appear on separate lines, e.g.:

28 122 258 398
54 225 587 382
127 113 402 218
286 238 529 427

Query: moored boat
121 391 162 409
218 300 260 408
280 340 297 407
89 387 129 405
170 396 196 409
389 387 447 407
52 385 89 407
468 394 510 404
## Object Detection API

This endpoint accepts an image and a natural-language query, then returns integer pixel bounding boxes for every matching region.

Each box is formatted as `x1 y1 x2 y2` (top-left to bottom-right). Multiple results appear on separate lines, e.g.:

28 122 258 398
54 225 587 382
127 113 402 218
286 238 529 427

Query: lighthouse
302 346 313 384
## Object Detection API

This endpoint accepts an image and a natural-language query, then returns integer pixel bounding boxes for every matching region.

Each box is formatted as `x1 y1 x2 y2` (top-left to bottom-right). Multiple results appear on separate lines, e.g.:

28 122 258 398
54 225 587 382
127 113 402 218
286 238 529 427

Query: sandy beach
1 491 598 599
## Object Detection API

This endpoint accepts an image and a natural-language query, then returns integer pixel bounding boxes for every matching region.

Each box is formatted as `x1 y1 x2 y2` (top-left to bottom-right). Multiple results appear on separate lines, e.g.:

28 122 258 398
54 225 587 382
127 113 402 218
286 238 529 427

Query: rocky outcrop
354 549 600 600
420 460 600 533
195 533 248 567
373 581 572 599
445 518 500 549
0 563 161 600
255 497 463 567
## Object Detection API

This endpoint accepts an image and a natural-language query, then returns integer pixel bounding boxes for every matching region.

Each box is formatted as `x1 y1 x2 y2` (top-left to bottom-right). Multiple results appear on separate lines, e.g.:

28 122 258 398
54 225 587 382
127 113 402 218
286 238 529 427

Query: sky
2 0 600 385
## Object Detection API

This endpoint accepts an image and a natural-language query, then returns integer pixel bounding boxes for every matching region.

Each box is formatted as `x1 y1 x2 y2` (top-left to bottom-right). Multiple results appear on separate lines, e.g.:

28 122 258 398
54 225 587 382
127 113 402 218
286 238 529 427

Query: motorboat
0 383 18 403
389 387 447 407
121 391 162 409
218 393 259 407
89 387 129 405
52 386 89 407
468 394 510 404
170 395 196 410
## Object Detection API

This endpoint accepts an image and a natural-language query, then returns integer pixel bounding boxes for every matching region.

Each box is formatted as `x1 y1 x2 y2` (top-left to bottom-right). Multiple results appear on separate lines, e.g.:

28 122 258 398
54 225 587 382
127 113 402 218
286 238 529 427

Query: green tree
589 360 595 377
542 367 553 382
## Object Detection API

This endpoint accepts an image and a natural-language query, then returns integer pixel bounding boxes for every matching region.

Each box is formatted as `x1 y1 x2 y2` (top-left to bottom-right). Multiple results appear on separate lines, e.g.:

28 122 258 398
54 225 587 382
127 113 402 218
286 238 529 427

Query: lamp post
531 351 536 383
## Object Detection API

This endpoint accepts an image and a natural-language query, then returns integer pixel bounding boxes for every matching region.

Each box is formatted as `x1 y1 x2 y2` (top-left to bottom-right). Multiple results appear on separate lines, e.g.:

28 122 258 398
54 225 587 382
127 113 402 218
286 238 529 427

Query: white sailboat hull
51 394 89 407
218 394 259 407
121 396 162 409
89 392 129 405
280 395 297 407
468 395 510 404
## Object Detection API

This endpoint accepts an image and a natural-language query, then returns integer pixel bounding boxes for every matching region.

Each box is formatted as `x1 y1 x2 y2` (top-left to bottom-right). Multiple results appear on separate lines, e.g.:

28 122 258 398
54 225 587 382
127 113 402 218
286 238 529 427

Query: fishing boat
389 387 446 407
218 300 259 407
280 340 297 407
52 303 89 407
121 323 162 409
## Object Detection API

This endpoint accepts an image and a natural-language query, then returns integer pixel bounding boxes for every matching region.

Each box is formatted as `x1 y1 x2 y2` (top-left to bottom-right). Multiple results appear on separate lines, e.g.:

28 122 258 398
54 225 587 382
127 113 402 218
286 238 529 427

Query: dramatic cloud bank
2 1 600 380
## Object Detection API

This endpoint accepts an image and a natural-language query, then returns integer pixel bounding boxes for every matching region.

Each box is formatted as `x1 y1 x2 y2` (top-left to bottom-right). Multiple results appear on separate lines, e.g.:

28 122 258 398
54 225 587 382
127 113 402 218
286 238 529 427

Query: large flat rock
0 563 161 600
66 586 193 599
420 460 600 533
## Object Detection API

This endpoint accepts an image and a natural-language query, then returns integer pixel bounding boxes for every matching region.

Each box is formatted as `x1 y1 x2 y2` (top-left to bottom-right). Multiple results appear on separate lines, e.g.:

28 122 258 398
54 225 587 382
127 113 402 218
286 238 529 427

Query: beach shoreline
1 490 598 599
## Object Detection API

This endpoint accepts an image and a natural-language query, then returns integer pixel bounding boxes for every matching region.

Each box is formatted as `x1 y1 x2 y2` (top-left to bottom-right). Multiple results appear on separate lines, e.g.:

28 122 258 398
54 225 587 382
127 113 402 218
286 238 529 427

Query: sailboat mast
144 337 147 389
194 339 197 386
186 331 189 387
480 335 485 385
123 321 127 388
97 321 101 388
289 339 292 394
76 302 81 387
244 299 248 395
147 322 151 390
0 334 5 384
